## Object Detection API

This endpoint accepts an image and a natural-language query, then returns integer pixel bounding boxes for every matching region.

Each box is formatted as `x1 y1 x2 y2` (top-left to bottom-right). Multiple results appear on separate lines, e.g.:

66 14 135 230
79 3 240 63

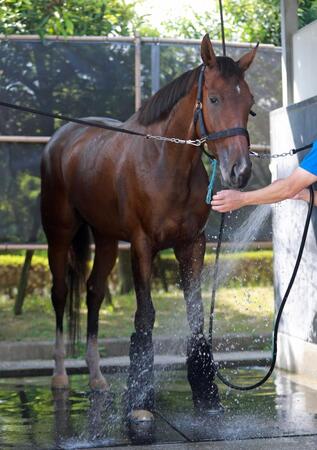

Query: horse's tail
67 223 91 355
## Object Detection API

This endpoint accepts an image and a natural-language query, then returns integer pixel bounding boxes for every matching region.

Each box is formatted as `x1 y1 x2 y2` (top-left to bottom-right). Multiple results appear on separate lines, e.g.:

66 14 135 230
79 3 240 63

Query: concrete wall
270 95 317 377
293 20 317 103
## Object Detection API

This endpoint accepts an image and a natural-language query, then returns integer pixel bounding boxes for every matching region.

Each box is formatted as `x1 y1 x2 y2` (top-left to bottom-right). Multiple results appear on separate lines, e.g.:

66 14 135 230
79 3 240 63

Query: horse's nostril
229 161 251 188
231 163 238 181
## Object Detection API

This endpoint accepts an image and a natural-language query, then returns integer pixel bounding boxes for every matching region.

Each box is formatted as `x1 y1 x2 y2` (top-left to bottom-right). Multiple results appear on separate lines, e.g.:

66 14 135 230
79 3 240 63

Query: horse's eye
209 96 219 104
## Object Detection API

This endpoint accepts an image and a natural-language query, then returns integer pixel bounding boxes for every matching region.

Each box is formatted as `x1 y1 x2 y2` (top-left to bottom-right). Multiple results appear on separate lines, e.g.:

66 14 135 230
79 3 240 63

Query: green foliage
298 0 317 27
222 0 281 45
0 254 50 298
1 0 317 44
163 0 317 46
0 250 273 299
0 0 142 36
0 254 47 266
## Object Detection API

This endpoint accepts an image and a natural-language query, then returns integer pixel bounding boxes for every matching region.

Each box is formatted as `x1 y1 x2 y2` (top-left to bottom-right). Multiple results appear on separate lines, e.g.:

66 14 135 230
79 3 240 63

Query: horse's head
199 34 258 189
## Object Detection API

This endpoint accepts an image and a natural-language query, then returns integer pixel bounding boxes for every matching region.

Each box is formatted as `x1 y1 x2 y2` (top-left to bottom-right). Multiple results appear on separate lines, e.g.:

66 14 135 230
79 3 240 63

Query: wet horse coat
41 35 257 414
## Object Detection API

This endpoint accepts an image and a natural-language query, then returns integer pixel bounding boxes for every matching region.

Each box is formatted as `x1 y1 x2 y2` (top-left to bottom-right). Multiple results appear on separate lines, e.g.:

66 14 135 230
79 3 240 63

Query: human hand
211 190 245 212
292 189 310 202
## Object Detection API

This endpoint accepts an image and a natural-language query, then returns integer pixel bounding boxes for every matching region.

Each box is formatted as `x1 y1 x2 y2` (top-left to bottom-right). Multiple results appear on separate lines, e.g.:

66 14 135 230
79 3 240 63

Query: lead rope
205 159 218 204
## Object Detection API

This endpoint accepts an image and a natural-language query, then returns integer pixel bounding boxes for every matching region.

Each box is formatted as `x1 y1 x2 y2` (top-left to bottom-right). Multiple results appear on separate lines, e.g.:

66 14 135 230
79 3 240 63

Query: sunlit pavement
1 368 317 449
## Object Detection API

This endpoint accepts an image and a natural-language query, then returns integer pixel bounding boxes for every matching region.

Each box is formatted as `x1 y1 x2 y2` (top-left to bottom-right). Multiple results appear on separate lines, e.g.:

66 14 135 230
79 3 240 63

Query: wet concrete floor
1 367 317 449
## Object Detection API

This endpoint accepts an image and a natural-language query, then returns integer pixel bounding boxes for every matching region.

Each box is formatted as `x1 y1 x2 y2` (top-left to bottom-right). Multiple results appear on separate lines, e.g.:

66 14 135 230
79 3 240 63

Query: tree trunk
14 249 34 315
14 195 41 315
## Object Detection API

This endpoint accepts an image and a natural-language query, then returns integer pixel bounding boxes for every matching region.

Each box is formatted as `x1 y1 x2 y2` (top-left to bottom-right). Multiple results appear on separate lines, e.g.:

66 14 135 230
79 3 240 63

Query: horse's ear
237 42 259 72
201 34 217 68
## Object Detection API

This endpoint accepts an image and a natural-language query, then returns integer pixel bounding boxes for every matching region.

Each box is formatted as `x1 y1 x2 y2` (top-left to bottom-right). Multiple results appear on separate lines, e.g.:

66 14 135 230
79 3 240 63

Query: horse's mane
137 57 243 126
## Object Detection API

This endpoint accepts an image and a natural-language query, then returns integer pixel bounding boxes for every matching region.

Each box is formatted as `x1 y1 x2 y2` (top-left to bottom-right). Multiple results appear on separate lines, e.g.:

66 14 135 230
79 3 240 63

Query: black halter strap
194 65 250 149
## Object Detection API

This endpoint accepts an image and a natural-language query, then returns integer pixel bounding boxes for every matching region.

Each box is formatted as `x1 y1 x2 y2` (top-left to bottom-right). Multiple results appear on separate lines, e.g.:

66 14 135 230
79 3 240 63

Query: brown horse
41 34 257 418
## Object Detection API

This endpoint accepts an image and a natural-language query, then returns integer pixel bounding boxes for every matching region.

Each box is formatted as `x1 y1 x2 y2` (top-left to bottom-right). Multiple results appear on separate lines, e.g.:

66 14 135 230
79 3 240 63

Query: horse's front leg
127 233 156 419
174 234 222 412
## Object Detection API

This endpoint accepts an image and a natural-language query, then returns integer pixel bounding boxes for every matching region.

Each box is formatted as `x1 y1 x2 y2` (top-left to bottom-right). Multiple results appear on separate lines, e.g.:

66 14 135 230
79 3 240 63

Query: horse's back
41 116 122 177
44 116 122 151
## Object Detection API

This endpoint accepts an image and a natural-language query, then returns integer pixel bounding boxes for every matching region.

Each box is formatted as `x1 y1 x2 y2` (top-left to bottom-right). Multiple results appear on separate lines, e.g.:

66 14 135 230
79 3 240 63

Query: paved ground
1 367 317 449
101 436 317 450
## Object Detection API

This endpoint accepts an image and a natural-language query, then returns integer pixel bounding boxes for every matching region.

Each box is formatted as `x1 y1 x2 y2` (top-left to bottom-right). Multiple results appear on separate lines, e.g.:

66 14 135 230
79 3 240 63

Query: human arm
211 167 317 213
292 188 317 205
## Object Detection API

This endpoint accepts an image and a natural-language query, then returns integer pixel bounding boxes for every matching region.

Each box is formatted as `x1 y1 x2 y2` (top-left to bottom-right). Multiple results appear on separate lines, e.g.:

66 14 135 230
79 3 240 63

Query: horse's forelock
215 56 243 79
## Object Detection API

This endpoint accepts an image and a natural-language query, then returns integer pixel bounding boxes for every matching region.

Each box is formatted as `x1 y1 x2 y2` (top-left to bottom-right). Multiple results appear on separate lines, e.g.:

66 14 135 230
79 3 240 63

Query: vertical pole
280 0 298 106
218 0 226 57
151 43 160 95
134 32 142 110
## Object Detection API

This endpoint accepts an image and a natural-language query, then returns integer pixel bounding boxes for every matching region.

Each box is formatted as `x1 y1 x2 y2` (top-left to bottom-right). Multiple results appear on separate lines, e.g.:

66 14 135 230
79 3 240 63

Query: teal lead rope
205 159 218 204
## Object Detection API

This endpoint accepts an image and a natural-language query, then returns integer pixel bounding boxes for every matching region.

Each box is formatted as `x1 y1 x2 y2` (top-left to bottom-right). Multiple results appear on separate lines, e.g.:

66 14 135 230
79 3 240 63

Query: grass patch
0 285 274 342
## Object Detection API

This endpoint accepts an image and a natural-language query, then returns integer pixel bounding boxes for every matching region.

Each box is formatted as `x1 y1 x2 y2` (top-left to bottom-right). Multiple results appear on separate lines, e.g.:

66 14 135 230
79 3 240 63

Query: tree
162 0 317 46
0 0 141 37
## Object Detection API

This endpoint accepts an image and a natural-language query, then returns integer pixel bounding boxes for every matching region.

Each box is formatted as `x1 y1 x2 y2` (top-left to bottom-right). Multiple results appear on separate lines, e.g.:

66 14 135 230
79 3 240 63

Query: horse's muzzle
230 159 252 188
220 157 252 189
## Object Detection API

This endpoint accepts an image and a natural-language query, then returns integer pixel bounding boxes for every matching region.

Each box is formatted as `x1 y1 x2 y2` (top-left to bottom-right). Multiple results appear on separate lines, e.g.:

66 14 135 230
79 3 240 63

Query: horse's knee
135 304 155 333
86 281 105 306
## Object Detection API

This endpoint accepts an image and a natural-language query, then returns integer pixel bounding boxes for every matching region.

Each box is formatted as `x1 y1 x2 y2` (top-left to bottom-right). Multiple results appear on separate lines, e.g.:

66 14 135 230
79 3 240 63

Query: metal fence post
151 43 160 95
134 32 142 110
280 0 298 106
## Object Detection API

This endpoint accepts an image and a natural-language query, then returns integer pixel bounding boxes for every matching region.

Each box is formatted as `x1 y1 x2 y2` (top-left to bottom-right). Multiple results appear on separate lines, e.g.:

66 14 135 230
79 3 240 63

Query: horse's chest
153 206 209 246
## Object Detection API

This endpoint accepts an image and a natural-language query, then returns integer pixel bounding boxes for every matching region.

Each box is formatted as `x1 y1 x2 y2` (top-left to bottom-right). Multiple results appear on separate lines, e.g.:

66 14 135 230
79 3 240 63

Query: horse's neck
161 92 202 169
127 91 201 171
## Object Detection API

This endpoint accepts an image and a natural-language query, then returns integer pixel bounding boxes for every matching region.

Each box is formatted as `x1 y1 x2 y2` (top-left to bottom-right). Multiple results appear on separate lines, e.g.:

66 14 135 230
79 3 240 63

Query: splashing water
226 205 272 252
203 205 272 288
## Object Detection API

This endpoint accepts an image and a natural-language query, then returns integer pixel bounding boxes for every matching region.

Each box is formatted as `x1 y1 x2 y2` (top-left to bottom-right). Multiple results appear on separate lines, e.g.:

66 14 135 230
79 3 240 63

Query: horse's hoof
129 409 154 423
127 409 155 444
194 398 225 416
51 374 69 390
90 377 109 392
199 403 225 416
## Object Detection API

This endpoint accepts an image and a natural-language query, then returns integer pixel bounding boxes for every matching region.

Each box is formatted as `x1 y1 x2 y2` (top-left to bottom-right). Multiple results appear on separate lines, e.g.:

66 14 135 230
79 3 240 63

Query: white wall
293 20 317 103
270 95 317 378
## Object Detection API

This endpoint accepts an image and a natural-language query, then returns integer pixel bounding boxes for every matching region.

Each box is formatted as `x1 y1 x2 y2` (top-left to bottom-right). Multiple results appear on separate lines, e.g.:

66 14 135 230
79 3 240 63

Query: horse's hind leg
174 233 222 412
86 236 118 391
48 236 75 389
